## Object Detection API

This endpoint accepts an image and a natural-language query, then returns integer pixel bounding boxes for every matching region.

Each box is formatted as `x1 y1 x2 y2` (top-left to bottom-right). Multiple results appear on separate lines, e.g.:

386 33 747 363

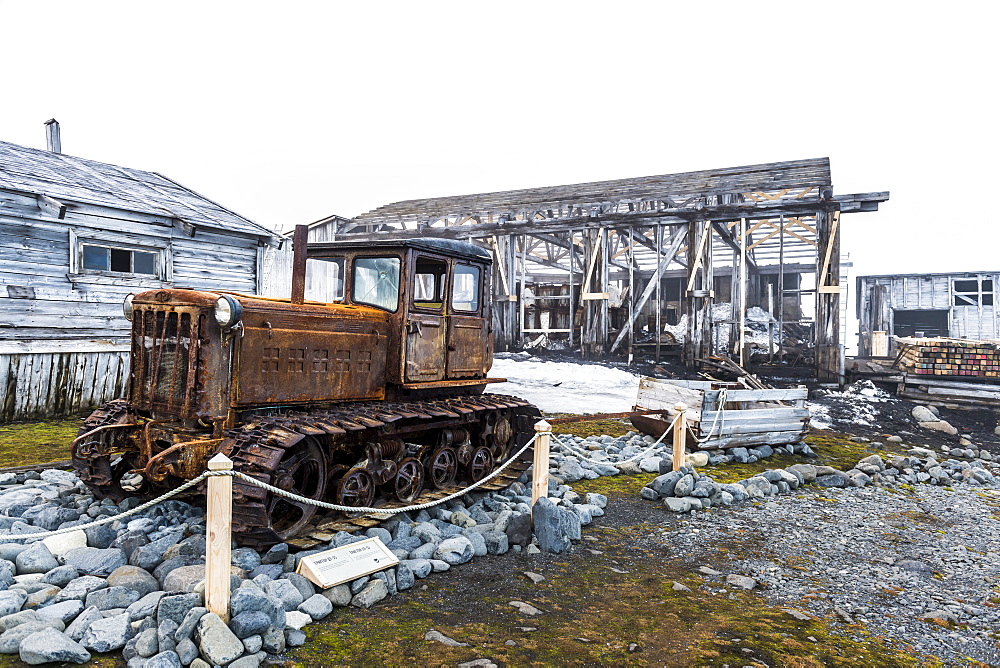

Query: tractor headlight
214 294 243 328
123 294 135 321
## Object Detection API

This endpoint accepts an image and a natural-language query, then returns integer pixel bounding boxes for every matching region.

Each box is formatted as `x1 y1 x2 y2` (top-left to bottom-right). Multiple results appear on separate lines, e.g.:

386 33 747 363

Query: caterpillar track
72 399 139 500
227 394 539 549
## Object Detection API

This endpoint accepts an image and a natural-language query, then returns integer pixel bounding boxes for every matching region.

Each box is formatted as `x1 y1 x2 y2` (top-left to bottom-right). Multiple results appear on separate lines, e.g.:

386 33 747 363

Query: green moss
547 416 633 438
0 417 82 468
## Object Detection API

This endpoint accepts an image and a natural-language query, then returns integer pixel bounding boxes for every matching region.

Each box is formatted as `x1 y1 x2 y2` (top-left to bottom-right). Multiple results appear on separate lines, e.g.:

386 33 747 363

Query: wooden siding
0 346 129 421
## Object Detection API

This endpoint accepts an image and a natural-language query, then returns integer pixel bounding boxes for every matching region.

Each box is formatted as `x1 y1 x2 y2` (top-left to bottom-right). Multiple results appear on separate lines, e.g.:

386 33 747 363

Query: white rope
552 411 681 465
2 472 214 541
2 432 540 541
691 388 727 444
232 433 538 516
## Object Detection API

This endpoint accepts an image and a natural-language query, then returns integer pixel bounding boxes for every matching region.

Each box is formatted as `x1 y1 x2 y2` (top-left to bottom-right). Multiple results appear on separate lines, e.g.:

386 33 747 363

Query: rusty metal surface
290 224 307 305
235 301 389 405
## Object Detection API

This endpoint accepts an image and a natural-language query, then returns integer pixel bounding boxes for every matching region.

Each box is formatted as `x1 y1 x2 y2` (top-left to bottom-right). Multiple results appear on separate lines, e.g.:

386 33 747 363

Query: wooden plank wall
0 348 129 421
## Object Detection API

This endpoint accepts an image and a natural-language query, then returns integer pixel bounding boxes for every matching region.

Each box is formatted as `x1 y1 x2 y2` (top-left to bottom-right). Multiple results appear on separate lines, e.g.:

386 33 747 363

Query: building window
81 243 158 276
954 278 994 306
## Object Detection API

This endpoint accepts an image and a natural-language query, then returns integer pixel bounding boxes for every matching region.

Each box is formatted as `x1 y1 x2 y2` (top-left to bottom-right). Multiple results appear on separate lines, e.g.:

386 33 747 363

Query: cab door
447 262 488 378
404 255 448 382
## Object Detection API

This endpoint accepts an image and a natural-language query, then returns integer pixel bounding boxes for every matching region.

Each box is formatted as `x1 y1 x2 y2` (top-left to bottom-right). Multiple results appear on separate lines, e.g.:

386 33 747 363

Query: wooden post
290 224 308 305
672 403 687 472
531 420 551 506
206 453 233 621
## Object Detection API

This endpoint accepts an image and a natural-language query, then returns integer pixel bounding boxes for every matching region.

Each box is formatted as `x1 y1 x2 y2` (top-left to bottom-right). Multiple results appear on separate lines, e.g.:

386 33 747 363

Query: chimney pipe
44 119 61 154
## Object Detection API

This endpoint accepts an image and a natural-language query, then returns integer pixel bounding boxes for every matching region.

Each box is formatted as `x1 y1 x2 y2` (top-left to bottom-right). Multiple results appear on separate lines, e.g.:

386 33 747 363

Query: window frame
69 230 170 285
953 276 995 307
451 262 482 314
350 254 402 313
411 255 449 312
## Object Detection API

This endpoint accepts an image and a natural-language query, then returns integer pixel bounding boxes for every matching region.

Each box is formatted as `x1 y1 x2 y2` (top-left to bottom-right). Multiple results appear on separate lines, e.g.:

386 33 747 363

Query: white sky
1 2 997 301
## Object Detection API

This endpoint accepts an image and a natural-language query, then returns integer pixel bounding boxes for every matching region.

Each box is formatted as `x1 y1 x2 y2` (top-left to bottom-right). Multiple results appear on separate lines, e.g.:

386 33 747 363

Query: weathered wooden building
321 158 888 382
0 123 280 420
856 271 999 356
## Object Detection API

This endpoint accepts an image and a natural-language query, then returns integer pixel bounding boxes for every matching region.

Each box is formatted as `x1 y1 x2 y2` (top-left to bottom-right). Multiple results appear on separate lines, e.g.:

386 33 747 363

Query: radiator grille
131 308 205 416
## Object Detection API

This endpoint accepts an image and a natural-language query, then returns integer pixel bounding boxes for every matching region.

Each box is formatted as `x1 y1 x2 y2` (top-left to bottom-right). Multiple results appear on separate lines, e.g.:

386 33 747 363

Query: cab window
452 264 481 312
306 257 345 302
413 257 447 309
352 256 400 311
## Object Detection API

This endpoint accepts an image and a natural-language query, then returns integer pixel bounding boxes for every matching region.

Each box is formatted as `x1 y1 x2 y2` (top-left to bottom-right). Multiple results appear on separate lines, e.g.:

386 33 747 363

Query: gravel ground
648 482 1000 666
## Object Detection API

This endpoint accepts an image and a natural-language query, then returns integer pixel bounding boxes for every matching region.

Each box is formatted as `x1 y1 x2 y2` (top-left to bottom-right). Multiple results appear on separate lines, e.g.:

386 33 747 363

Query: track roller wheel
267 437 328 540
426 447 458 489
336 468 376 508
391 457 424 503
467 446 494 482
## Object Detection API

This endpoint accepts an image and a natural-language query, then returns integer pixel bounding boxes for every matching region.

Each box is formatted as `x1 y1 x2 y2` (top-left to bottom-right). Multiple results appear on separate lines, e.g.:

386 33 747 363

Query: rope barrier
1 434 541 543
691 388 727 444
2 472 215 541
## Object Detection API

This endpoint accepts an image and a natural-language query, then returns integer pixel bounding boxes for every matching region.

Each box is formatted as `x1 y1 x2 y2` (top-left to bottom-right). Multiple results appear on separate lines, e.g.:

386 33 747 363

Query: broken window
953 277 994 306
352 256 400 312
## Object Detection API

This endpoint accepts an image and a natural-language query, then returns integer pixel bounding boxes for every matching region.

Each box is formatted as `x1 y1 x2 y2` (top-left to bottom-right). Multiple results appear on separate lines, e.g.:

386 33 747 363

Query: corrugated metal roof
0 139 276 240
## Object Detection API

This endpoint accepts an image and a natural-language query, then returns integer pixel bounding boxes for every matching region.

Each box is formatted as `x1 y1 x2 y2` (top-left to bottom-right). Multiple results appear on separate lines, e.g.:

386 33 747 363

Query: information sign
295 537 399 589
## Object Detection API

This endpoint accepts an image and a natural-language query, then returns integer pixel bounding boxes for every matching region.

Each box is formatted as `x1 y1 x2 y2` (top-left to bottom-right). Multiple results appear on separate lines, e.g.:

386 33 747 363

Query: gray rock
350 579 388 609
298 593 333 620
0 621 62 654
229 588 285 629
41 565 79 588
163 565 207 593
261 626 285 654
261 543 288 565
81 612 131 652
0 609 42 634
724 574 757 589
264 578 303 612
395 564 415 591
911 405 938 422
19 627 90 664
319 584 352 607
285 628 306 648
130 533 183 572
241 634 262 654
278 573 315 602
229 611 271 639
63 547 127 577
36 600 84 624
532 497 570 554
664 497 691 513
135 627 159 657
814 473 850 488
673 474 694 497
65 606 102 641
86 585 141 611
107 565 160 597
83 524 117 550
176 637 198 664
146 650 183 668
505 513 532 548
0 590 26 618
284 610 311 630
786 464 817 482
158 618 178 654
24 586 61 610
126 591 165 622
231 548 262 572
157 593 202 626
434 536 475 565
196 612 244 665
15 543 59 575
